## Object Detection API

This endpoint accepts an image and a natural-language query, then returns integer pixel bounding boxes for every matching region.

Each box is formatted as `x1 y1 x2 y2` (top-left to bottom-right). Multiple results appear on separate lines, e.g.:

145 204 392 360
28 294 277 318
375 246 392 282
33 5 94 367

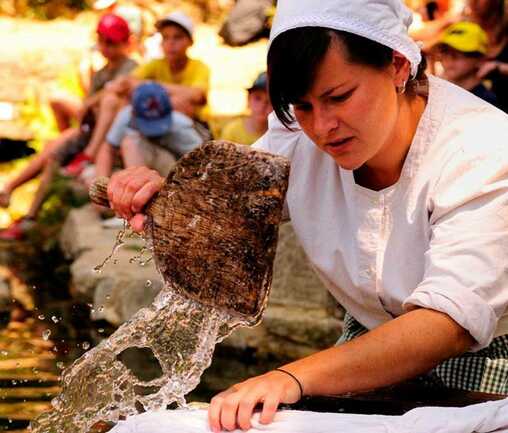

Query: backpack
219 0 274 47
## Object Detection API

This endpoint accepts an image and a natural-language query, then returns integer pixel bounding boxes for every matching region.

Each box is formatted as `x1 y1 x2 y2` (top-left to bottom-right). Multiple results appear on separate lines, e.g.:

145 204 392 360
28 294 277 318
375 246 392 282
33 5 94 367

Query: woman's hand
107 166 164 232
208 370 302 432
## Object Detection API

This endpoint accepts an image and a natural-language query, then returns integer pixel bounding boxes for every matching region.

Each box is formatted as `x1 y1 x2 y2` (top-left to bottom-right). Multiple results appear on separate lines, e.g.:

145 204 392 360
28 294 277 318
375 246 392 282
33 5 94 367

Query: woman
471 0 508 113
107 0 508 431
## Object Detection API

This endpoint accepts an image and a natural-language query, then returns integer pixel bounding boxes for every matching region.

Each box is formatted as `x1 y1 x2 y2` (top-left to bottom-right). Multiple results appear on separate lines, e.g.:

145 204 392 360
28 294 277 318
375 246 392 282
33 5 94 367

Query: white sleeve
252 112 303 222
404 145 508 350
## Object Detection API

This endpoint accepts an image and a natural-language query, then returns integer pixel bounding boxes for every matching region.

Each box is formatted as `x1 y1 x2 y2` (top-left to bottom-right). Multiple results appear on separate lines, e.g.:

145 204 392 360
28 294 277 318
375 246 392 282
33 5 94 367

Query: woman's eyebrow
319 83 347 98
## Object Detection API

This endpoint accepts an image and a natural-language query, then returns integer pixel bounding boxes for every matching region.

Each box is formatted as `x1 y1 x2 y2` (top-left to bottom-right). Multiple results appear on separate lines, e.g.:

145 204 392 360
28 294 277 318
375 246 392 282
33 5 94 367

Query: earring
396 81 407 95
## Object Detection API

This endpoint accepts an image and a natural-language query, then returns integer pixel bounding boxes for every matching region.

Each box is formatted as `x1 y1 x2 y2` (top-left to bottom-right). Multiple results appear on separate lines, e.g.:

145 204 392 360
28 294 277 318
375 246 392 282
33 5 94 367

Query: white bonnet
269 0 422 77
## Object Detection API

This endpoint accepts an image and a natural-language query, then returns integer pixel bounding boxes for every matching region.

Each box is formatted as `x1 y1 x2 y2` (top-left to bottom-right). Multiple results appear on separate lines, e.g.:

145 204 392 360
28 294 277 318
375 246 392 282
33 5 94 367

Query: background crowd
0 0 507 240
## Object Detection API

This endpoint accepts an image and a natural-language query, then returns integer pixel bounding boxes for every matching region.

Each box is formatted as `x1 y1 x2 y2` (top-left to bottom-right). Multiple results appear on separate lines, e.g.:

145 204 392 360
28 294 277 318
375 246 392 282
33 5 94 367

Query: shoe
0 217 35 241
62 152 93 177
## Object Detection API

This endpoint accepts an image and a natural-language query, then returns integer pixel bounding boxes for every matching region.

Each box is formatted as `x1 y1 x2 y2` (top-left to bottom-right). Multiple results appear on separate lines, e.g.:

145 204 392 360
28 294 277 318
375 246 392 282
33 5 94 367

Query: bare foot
0 190 11 208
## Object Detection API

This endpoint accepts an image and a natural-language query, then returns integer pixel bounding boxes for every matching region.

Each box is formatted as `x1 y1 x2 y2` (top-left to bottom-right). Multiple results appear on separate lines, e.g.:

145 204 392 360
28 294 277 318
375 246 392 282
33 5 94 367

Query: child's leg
83 91 125 160
120 134 146 168
25 158 58 220
50 95 83 132
95 141 115 179
0 128 77 207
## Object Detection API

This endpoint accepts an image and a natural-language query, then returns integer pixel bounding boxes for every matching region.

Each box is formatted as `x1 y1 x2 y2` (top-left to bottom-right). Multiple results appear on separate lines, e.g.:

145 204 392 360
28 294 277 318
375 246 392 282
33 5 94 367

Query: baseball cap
439 22 488 55
248 72 268 92
97 13 131 43
131 82 173 137
155 11 194 40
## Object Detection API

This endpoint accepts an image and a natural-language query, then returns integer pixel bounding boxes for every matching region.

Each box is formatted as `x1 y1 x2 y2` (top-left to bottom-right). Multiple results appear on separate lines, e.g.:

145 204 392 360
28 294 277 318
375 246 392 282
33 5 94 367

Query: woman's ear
392 51 411 93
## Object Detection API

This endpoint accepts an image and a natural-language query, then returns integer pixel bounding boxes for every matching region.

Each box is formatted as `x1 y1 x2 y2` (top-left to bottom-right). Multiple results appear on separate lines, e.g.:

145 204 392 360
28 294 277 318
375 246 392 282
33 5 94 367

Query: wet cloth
252 75 508 351
339 312 508 394
109 398 508 433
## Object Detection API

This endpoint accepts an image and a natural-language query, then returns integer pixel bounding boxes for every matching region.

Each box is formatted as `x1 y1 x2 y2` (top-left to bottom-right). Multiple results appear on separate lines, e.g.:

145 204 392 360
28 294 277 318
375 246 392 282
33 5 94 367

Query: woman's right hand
107 166 164 233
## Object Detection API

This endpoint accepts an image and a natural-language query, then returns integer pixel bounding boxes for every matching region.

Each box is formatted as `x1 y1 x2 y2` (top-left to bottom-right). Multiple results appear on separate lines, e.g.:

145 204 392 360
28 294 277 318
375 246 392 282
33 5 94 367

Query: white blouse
254 76 508 351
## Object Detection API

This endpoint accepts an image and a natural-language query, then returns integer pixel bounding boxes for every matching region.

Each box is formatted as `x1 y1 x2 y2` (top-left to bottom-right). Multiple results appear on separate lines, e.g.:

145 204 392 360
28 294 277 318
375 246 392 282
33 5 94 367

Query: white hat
269 0 422 77
156 11 194 40
93 0 116 10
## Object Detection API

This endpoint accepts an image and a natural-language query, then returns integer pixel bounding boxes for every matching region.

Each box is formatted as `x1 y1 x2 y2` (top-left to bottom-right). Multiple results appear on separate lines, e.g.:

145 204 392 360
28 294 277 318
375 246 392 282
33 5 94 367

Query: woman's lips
326 137 354 154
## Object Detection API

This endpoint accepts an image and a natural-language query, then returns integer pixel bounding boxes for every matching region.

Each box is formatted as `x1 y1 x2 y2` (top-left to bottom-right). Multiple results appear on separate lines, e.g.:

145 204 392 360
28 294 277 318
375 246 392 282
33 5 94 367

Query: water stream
29 283 247 433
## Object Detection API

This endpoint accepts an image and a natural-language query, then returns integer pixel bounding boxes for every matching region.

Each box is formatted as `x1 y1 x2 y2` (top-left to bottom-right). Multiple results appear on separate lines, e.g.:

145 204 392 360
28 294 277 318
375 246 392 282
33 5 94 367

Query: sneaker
0 217 35 241
62 152 93 177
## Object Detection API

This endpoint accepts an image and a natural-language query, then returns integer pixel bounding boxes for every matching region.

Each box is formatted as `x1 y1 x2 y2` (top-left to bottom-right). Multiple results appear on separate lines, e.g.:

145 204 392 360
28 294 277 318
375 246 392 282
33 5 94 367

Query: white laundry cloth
269 0 422 77
110 398 508 433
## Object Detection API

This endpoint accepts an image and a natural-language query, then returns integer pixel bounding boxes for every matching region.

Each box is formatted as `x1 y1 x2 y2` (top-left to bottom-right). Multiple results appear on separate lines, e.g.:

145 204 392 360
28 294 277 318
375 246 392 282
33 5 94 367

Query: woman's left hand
208 370 302 432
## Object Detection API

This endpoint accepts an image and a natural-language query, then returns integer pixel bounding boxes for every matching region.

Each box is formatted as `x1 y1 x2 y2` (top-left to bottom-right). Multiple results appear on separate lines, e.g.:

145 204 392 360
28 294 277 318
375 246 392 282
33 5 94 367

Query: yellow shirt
133 58 210 121
220 117 262 145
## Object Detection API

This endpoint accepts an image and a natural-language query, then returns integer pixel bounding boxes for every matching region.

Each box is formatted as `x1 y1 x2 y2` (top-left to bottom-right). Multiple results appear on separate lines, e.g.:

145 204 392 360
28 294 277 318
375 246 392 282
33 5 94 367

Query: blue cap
248 72 268 92
131 82 172 137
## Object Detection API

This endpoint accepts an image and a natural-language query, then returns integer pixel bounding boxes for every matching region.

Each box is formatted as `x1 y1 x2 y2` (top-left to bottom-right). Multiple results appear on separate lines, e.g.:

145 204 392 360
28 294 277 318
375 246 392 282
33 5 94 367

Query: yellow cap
439 21 488 55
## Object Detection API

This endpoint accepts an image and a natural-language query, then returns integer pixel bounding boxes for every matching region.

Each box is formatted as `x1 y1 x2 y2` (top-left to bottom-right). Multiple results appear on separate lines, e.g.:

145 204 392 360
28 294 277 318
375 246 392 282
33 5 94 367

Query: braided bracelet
274 368 304 400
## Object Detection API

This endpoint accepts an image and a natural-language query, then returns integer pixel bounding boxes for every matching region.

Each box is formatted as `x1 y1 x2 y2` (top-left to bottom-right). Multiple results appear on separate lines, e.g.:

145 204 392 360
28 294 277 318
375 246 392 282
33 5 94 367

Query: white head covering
269 0 422 77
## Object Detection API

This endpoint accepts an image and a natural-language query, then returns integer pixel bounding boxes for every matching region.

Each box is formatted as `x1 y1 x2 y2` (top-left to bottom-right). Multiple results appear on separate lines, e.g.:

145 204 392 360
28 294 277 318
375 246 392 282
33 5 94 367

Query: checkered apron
337 312 508 394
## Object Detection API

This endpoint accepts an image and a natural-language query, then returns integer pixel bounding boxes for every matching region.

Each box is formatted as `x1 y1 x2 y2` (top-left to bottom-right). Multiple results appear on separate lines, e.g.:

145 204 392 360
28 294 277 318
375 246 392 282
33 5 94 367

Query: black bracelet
274 368 304 399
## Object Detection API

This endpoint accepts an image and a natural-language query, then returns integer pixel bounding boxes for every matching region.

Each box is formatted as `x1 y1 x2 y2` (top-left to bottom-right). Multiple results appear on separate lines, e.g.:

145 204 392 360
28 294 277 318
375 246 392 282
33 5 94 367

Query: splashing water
93 222 129 274
29 285 247 433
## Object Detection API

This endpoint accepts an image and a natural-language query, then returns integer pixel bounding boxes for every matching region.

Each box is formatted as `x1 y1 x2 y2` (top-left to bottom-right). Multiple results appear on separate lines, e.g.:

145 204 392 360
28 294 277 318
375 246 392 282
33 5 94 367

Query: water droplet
11 380 16 385
145 280 152 287
1 350 8 356
57 362 65 370
98 328 105 334
42 329 51 341
38 314 45 320
82 342 90 350
51 316 59 323
106 295 111 301
32 367 39 375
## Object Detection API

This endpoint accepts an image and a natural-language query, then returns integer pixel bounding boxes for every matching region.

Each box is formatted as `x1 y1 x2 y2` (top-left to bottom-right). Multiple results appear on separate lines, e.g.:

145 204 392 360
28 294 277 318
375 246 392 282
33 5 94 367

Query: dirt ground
0 13 268 227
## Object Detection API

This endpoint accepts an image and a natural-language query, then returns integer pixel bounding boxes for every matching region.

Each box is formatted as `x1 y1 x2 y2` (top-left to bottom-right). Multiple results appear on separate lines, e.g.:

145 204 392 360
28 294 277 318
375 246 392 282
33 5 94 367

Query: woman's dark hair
267 27 427 128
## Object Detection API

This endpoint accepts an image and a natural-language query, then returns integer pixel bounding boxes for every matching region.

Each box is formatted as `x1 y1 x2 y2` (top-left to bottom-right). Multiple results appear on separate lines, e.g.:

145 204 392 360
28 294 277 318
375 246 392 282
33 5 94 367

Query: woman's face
293 40 401 171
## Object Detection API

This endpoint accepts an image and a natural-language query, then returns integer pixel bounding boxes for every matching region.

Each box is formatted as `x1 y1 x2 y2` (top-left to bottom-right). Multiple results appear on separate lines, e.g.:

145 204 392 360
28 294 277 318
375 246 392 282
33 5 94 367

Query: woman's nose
313 107 339 140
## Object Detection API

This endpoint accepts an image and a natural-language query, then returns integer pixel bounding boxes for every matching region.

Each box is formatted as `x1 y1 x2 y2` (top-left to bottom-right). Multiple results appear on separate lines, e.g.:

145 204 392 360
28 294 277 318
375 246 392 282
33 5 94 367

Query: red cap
97 13 130 43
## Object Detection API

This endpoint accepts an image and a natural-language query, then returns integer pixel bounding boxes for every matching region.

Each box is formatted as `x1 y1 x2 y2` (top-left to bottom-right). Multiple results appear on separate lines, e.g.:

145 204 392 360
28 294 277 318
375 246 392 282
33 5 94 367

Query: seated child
0 14 137 240
95 81 203 179
436 21 499 107
108 11 210 122
220 72 272 145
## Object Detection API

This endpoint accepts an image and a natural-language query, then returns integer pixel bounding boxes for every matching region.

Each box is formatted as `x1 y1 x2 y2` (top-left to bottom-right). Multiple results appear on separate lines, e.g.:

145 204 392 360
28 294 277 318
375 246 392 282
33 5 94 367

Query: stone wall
59 205 343 366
